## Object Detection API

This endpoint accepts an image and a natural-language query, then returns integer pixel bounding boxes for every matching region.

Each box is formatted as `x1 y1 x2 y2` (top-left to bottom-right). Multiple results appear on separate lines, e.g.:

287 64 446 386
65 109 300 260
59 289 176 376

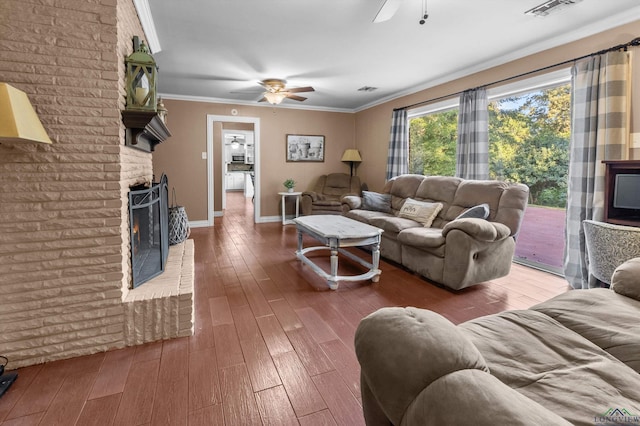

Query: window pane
409 109 458 176
489 84 570 274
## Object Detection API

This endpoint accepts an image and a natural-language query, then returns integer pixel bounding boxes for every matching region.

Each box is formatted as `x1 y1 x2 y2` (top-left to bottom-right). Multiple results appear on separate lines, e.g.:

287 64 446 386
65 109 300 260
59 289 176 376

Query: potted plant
283 178 296 192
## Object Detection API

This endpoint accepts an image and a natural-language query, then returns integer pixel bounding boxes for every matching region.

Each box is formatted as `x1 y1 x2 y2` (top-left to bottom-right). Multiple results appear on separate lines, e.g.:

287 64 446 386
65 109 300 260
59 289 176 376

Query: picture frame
286 134 325 162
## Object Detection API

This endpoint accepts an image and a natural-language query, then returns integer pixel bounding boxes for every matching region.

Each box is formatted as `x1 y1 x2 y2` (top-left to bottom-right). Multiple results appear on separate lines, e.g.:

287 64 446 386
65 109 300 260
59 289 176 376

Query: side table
278 191 302 225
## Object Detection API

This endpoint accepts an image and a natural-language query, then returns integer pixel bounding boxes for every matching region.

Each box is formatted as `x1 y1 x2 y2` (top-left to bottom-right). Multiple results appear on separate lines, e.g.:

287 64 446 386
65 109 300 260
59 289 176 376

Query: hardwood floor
0 193 570 425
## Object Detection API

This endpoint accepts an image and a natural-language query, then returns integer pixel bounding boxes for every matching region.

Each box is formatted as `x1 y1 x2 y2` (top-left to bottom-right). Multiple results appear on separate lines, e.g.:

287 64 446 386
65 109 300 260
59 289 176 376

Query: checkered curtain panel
455 88 489 180
385 109 409 181
563 51 631 289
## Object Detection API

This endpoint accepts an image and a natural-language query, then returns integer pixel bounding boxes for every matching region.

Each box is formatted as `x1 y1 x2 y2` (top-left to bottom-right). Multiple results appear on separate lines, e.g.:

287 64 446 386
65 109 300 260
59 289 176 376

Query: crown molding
133 0 162 53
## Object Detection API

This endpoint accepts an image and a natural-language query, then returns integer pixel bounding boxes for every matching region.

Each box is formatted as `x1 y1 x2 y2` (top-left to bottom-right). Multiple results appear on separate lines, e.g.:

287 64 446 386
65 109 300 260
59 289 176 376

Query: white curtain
456 88 489 180
563 51 631 289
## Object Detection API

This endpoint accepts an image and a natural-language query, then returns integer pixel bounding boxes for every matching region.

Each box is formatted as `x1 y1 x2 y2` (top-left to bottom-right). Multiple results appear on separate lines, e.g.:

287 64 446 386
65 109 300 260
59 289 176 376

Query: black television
613 174 640 210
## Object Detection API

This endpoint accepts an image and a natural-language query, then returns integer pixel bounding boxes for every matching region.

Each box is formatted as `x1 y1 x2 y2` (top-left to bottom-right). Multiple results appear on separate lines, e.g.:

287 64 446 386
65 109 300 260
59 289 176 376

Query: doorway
222 129 255 210
206 115 261 226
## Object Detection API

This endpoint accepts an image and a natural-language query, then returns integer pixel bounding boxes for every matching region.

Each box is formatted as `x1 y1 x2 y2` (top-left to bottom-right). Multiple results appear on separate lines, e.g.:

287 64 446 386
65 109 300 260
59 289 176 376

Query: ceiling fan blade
258 97 267 102
286 86 315 93
373 0 402 23
286 94 307 102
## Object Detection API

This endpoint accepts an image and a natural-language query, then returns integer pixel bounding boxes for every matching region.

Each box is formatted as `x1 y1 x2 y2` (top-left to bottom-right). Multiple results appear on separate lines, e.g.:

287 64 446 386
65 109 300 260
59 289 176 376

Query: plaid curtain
386 109 408 180
564 51 631 289
456 88 489 180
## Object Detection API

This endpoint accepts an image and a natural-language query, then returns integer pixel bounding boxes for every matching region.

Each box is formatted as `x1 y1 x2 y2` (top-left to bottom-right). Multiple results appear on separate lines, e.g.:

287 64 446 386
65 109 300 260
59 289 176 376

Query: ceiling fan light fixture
264 91 287 105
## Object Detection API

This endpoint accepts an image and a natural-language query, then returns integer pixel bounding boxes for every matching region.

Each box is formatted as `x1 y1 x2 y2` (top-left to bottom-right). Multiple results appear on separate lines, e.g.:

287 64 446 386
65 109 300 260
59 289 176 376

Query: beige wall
355 20 640 192
153 101 356 221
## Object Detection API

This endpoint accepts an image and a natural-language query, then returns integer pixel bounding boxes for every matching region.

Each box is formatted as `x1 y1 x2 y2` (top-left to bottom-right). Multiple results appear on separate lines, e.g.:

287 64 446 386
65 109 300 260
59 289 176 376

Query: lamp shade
341 149 362 162
0 83 52 144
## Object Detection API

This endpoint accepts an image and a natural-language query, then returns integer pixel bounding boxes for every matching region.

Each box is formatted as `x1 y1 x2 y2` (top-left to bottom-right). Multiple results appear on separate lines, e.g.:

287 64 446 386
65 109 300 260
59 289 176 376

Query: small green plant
283 178 296 189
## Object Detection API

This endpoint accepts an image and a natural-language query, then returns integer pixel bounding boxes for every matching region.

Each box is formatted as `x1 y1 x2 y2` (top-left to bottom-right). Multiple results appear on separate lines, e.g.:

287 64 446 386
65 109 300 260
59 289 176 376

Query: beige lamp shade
0 83 52 144
341 149 362 162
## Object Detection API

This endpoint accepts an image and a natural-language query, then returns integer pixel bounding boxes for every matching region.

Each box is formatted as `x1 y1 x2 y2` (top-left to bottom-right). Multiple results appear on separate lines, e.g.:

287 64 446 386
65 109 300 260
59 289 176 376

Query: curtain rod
394 36 640 112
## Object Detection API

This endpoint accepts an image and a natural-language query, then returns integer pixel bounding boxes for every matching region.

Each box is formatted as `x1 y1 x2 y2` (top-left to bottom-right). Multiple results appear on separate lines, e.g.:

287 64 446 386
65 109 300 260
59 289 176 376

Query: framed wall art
286 134 325 162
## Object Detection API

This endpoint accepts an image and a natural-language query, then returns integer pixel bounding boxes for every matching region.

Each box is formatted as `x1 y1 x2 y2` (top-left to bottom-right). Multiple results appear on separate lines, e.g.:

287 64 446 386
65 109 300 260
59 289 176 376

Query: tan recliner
301 173 362 215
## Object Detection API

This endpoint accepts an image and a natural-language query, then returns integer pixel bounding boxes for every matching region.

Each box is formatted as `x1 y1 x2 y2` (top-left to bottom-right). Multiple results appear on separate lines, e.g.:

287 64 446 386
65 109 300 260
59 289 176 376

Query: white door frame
206 114 260 226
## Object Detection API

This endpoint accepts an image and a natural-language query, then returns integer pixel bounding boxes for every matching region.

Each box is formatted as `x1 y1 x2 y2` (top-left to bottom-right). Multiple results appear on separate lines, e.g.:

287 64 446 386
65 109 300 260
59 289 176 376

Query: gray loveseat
342 174 529 290
355 257 640 425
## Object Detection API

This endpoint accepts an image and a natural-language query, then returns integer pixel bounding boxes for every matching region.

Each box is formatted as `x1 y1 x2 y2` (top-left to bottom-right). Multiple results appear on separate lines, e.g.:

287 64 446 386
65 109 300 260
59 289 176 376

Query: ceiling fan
373 0 402 23
258 79 315 105
373 0 429 24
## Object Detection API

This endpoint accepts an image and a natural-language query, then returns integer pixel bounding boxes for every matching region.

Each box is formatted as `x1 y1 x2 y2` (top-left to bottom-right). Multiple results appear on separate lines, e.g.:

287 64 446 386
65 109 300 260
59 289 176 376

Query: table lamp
341 149 362 176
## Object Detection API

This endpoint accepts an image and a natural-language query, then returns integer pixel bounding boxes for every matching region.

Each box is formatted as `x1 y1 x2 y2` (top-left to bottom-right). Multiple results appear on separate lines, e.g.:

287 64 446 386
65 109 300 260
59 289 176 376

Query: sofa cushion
531 288 640 373
369 216 423 233
455 203 490 220
399 199 443 227
345 209 393 224
460 309 640 425
312 199 341 207
397 227 446 253
362 191 392 213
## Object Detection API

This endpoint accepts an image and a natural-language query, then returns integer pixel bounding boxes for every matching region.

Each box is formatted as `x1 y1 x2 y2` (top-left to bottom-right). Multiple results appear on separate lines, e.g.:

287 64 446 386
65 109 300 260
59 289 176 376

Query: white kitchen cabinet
226 172 245 191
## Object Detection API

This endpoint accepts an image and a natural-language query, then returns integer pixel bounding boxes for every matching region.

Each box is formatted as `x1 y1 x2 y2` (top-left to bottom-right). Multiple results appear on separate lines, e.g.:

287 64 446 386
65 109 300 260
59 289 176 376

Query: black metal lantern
125 36 157 111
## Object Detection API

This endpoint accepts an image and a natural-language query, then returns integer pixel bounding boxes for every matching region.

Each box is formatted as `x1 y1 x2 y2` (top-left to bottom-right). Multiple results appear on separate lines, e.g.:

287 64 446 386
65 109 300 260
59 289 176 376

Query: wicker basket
169 188 190 245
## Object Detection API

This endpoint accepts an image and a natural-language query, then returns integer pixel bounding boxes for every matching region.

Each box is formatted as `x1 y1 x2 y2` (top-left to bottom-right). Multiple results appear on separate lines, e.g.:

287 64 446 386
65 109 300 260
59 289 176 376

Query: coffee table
293 215 383 290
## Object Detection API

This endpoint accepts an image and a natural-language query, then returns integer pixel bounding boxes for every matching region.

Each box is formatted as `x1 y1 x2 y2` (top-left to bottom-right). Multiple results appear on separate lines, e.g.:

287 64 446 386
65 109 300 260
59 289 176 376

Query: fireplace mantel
122 110 171 152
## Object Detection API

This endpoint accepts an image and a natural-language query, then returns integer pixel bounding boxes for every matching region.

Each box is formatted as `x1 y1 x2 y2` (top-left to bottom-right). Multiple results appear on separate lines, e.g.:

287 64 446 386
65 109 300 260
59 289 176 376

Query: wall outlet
632 133 640 149
201 152 207 159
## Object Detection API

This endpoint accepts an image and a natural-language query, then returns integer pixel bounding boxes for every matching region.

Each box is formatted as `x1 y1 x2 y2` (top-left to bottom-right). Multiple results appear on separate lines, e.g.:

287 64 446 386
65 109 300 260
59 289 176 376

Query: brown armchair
301 173 362 215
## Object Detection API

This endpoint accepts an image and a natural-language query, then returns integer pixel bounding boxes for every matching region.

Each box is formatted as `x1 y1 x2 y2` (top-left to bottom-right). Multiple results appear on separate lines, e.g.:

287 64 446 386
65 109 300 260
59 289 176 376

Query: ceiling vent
357 86 378 92
525 0 582 17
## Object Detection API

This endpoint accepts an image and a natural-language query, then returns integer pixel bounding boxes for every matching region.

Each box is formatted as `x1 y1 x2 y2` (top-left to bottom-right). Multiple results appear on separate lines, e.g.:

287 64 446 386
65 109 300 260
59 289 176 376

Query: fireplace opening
129 174 169 288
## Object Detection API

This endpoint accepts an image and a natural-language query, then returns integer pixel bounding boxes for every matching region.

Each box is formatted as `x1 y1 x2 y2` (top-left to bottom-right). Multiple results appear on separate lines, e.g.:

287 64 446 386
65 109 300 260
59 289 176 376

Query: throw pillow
399 198 443 227
362 191 392 213
455 203 490 221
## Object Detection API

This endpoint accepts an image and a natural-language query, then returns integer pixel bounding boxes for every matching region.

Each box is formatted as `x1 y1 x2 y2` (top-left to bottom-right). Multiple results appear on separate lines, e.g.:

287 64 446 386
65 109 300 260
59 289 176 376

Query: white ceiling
148 0 640 112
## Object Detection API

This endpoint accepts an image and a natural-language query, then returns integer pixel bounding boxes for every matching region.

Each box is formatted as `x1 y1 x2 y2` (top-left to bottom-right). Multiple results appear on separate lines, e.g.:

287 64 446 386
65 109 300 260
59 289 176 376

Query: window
407 69 571 274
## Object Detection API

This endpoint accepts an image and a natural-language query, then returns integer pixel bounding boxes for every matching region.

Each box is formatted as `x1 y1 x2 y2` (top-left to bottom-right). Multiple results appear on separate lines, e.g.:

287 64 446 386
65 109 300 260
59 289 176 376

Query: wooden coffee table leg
329 238 339 289
372 240 381 283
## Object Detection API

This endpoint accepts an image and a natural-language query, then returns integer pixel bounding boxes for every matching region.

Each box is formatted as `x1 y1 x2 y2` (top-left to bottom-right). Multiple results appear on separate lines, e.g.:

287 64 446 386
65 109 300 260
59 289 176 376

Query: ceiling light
263 91 287 105
525 0 582 17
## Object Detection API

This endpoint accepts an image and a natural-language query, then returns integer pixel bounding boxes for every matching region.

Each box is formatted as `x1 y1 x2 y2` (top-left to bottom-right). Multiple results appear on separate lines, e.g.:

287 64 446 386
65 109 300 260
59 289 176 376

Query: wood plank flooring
0 193 570 425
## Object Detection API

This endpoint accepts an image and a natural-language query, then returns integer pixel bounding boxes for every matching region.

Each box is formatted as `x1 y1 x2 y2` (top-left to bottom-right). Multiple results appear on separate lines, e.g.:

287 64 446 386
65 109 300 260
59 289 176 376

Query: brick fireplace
0 0 193 369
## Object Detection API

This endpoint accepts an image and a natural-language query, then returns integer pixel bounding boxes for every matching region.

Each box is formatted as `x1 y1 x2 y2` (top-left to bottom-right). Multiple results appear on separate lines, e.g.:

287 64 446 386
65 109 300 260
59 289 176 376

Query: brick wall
0 0 152 368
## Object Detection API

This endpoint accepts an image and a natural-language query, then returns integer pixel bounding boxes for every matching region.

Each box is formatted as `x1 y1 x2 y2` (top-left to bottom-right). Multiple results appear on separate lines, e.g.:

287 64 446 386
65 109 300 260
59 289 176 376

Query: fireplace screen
129 174 169 288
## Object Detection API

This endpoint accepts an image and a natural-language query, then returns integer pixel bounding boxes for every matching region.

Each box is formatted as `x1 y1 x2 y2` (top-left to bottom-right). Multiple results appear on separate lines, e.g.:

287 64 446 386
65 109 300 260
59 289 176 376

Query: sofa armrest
301 191 320 202
612 257 640 301
355 307 488 425
341 195 362 211
442 218 512 242
408 370 572 426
